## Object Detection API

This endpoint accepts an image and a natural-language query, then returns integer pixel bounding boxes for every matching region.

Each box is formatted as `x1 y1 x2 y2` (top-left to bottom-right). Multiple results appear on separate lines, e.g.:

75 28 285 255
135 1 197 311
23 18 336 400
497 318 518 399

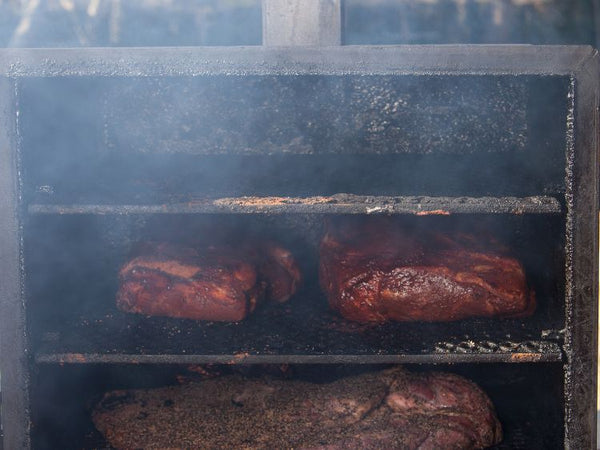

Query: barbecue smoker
0 4 598 448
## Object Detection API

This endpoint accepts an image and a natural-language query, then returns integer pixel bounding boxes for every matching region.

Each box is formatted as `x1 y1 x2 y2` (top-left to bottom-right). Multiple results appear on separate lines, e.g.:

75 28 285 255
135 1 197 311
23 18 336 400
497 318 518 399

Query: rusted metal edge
27 195 562 215
35 351 563 365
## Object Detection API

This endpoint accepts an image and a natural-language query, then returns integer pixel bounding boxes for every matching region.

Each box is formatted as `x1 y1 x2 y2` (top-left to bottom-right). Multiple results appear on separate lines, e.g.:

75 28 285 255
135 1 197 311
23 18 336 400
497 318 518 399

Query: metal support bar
563 49 600 450
0 77 29 449
262 0 341 46
0 46 594 77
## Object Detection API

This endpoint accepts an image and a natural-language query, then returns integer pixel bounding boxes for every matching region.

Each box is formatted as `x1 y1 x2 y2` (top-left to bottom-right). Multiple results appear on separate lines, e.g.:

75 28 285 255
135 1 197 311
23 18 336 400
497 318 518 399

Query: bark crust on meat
92 367 502 449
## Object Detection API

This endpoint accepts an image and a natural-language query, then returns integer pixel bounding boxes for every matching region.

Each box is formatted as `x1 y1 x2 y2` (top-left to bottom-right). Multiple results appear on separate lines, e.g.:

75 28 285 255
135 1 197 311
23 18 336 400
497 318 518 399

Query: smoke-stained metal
563 51 600 449
0 46 593 77
26 195 562 215
0 77 29 449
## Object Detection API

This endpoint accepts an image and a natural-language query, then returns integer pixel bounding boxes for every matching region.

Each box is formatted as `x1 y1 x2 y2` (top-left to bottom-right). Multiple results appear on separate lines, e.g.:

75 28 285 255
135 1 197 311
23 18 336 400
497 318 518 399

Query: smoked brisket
92 367 502 449
319 218 535 322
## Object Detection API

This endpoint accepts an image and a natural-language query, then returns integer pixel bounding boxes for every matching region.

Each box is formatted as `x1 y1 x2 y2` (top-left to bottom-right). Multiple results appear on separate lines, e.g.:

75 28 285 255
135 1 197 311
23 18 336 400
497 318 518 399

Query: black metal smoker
0 2 598 448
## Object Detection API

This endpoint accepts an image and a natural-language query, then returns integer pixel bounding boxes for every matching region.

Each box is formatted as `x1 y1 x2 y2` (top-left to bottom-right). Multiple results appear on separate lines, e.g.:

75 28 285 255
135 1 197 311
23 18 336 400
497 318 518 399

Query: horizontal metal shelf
0 46 593 77
32 285 564 365
28 194 562 215
35 351 561 365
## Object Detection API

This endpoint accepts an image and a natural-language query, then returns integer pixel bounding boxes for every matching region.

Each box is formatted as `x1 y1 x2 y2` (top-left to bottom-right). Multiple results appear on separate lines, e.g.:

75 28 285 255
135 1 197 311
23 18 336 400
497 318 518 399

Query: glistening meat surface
92 367 502 449
319 218 535 322
117 241 301 321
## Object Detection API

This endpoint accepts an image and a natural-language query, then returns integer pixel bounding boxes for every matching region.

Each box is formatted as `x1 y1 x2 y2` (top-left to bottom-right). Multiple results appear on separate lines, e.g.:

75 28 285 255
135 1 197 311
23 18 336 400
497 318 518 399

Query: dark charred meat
319 218 535 323
244 241 302 304
117 241 301 321
92 367 502 449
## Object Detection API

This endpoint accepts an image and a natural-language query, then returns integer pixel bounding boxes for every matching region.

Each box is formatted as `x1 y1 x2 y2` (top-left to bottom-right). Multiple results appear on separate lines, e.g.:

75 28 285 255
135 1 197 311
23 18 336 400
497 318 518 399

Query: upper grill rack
27 194 562 215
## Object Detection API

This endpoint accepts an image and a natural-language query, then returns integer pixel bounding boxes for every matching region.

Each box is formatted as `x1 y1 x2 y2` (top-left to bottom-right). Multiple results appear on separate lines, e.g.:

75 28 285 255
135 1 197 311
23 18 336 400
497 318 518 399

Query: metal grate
34 284 563 365
27 195 562 215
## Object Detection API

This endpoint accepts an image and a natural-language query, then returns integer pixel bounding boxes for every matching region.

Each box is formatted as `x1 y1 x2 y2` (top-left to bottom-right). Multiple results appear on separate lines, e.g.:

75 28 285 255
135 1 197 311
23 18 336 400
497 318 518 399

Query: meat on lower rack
92 366 502 449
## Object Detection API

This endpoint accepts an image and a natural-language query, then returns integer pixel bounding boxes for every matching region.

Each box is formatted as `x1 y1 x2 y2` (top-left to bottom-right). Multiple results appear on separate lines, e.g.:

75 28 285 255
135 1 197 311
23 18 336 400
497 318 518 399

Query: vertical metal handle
262 0 341 46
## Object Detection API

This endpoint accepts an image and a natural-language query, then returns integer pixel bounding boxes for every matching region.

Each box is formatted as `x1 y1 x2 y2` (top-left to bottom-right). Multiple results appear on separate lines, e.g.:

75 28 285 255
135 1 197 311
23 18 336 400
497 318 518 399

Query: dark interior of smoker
31 363 564 449
19 73 570 448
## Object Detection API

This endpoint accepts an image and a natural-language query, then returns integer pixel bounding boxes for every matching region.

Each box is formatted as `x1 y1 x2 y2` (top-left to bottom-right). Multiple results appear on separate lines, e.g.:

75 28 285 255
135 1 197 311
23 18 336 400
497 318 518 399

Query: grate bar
34 351 562 365
28 195 562 215
31 290 565 367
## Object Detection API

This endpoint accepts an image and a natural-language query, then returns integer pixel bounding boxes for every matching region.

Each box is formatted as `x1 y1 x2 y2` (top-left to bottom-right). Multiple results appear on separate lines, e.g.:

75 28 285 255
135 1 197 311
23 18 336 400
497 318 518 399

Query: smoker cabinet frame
0 45 597 449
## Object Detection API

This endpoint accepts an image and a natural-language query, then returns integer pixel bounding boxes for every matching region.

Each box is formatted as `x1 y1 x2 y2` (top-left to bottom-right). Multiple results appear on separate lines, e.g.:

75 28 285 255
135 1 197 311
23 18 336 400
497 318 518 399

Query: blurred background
0 0 596 48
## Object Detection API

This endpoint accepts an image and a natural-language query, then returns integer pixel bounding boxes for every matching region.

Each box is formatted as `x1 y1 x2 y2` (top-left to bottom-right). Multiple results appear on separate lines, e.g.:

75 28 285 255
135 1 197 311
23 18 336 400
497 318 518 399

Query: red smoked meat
319 218 535 323
117 241 301 321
